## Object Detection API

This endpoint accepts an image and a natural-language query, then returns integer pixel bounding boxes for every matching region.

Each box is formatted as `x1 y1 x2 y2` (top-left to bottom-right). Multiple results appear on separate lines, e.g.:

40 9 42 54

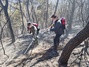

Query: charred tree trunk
0 0 15 43
54 0 59 15
26 0 31 22
67 0 75 31
18 0 25 34
86 0 89 18
45 0 48 27
58 21 89 67
34 9 38 24
30 0 38 23
31 5 35 23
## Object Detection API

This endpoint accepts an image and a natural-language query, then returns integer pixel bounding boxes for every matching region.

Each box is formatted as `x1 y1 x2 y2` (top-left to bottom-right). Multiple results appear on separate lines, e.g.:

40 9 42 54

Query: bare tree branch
0 22 9 58
0 8 18 57
0 0 4 8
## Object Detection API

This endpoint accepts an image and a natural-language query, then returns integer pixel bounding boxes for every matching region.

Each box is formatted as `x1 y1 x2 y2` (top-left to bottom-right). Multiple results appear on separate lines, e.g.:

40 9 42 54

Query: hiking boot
52 50 59 56
48 49 59 58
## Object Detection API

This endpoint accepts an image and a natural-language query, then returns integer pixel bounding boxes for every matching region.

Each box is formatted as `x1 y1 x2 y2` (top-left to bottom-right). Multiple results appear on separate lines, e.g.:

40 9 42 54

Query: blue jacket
50 19 64 35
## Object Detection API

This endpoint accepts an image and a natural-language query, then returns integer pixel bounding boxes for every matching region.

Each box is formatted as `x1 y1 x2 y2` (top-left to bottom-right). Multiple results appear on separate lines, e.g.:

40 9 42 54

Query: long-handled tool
23 38 35 54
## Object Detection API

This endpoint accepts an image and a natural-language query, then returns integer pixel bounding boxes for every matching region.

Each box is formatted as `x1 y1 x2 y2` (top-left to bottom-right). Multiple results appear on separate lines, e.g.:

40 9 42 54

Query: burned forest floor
0 24 89 67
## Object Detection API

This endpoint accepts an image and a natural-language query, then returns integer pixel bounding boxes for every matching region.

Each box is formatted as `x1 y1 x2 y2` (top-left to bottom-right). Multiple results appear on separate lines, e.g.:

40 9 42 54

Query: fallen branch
0 40 9 58
0 22 9 58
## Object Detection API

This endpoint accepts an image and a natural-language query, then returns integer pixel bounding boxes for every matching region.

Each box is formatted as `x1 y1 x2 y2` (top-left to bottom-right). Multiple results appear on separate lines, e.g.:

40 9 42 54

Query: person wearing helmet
27 22 40 35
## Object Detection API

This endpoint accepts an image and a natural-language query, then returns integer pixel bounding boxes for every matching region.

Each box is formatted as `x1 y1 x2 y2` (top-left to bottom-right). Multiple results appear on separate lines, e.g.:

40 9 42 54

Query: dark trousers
54 34 61 51
37 28 40 35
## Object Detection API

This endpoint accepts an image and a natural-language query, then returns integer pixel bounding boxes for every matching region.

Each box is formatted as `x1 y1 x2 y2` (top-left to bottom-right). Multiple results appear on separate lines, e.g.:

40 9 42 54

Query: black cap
51 15 57 18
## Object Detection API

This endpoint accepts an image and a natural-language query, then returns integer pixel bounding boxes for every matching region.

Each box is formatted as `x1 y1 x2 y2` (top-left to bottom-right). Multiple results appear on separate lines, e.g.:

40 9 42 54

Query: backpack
27 22 38 30
32 23 38 28
61 17 66 29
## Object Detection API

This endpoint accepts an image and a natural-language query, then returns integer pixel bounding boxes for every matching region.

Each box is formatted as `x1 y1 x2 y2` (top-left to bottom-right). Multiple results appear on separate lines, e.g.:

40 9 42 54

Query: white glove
48 27 51 31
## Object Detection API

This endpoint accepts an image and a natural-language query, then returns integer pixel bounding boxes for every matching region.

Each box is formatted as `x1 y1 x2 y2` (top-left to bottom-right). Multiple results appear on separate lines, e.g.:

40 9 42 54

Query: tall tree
0 0 15 43
67 0 76 31
54 0 59 15
45 0 49 27
86 0 89 18
26 0 31 22
30 0 38 23
18 0 25 34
